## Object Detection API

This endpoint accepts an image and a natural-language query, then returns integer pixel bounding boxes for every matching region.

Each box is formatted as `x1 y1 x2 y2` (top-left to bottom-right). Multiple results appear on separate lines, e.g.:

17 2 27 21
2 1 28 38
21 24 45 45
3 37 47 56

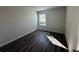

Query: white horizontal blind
39 13 46 26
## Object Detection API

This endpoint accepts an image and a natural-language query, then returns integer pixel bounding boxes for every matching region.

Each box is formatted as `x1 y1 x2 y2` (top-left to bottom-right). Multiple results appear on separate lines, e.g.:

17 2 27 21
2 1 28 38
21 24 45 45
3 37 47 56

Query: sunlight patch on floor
46 35 67 50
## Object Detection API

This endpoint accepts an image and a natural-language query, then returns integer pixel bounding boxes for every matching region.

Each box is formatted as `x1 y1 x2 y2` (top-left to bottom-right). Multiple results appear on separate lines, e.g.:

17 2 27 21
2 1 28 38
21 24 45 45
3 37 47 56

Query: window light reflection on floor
46 35 68 50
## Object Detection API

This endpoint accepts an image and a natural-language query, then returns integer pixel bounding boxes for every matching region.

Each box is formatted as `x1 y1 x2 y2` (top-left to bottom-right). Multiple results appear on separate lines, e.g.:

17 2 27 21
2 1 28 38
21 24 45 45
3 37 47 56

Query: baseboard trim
39 29 65 35
0 29 37 47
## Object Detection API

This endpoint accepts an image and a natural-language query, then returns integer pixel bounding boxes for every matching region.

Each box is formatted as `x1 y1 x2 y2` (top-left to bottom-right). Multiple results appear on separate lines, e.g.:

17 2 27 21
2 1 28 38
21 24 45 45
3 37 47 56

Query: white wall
65 6 79 51
0 7 37 47
38 7 66 33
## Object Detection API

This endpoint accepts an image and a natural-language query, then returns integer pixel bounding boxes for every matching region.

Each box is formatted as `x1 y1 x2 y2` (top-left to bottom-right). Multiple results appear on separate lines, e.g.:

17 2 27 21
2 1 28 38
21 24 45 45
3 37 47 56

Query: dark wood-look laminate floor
0 30 69 52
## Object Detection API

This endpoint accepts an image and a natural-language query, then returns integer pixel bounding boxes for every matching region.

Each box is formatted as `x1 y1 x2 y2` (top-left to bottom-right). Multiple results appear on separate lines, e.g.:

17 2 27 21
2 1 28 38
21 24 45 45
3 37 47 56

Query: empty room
0 6 79 52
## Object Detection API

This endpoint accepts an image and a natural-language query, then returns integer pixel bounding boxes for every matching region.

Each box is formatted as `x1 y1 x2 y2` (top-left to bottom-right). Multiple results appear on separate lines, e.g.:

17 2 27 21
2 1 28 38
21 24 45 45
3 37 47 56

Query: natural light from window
39 13 46 26
46 35 67 50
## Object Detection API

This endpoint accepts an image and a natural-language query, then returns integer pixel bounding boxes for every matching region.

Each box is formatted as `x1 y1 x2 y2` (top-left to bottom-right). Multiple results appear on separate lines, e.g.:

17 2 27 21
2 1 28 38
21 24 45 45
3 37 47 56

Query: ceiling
34 6 64 11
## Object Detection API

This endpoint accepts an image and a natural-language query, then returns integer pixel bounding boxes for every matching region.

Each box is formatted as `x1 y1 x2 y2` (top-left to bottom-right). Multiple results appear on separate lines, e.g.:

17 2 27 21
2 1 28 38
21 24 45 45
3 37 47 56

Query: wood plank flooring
0 30 68 52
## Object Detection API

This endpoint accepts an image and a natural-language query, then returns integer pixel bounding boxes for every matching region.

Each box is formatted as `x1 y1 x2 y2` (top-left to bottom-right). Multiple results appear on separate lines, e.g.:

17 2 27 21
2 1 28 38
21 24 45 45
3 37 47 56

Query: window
39 13 46 26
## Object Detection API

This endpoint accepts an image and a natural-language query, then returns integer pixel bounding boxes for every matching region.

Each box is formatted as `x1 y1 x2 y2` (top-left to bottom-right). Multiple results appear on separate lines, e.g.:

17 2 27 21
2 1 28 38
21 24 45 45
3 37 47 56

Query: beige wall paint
65 6 79 51
0 7 37 47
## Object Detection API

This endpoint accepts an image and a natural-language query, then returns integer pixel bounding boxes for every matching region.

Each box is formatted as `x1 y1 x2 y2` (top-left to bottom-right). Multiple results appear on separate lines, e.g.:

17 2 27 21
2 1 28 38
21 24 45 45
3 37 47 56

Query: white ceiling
34 6 63 11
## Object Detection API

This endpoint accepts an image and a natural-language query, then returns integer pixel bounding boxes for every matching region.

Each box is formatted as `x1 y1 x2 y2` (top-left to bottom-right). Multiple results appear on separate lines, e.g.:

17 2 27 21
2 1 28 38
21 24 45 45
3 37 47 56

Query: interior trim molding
0 29 37 47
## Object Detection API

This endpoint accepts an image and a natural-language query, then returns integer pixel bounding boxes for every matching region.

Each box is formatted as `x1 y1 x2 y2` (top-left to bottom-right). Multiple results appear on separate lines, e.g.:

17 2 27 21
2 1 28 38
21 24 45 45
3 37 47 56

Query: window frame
38 13 46 26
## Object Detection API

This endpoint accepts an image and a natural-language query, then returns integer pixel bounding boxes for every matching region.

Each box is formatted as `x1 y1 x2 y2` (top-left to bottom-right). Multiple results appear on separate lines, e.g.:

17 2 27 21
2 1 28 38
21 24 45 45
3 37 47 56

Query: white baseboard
0 30 36 47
